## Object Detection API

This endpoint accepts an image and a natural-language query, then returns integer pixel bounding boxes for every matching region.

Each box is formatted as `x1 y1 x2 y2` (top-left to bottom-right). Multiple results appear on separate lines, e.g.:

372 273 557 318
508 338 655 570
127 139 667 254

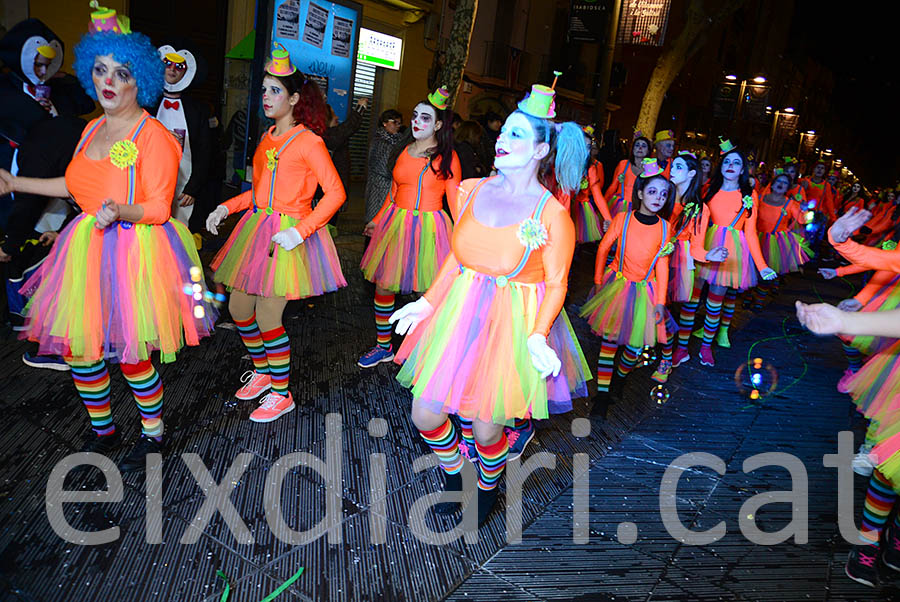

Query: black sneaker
118 437 163 473
883 525 900 572
435 471 463 515
845 545 879 587
476 486 499 526
590 390 614 417
78 432 121 455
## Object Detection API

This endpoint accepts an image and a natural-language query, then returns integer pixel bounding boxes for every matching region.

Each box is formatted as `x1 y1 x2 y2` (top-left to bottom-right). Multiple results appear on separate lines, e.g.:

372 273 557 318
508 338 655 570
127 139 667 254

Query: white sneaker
852 444 875 477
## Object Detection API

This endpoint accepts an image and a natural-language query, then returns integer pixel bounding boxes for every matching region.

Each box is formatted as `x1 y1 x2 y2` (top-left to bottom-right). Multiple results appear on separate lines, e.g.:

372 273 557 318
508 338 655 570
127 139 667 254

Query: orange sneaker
249 391 295 423
235 370 272 400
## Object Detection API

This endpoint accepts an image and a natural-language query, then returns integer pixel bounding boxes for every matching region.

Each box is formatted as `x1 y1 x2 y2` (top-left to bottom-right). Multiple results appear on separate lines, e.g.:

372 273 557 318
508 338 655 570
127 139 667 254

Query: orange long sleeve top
221 124 345 239
594 212 669 305
756 199 805 233
854 270 897 305
802 178 836 219
707 189 768 272
572 160 611 221
604 160 640 212
835 263 868 277
669 202 711 263
866 204 900 238
372 147 461 225
66 112 181 224
830 231 900 274
424 177 575 337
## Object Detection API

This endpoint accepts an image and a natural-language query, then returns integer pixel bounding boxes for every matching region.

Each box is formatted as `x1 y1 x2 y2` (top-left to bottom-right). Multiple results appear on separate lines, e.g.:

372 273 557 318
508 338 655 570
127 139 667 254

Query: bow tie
163 99 180 110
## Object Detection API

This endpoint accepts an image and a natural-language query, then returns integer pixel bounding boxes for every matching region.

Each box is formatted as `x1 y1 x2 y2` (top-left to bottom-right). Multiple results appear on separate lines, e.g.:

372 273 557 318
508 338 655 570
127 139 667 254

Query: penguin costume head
157 37 207 95
0 19 64 86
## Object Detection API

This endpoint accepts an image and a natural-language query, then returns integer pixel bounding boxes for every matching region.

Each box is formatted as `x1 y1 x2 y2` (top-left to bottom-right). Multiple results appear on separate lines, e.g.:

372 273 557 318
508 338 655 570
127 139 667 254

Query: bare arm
0 170 68 198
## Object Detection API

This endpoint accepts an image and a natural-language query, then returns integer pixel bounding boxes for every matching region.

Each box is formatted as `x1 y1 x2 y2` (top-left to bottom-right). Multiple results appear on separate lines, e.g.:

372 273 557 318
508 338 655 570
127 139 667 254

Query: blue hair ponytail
553 121 589 194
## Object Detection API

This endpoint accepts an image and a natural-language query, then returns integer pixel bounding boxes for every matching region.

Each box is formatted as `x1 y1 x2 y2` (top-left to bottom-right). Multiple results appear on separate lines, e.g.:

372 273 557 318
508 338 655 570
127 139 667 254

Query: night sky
789 1 898 188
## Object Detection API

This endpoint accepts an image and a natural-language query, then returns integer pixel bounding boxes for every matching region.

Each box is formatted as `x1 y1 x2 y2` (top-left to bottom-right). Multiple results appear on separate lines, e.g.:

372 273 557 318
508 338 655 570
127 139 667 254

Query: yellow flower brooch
659 241 675 256
882 240 897 251
517 217 548 251
580 176 589 191
266 148 279 171
109 140 138 169
741 195 754 210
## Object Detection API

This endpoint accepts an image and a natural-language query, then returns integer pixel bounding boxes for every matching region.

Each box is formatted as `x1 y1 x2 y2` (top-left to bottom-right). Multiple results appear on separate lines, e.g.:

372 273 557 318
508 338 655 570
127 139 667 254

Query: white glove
271 227 304 251
206 205 229 235
527 333 561 379
760 267 777 281
389 297 434 336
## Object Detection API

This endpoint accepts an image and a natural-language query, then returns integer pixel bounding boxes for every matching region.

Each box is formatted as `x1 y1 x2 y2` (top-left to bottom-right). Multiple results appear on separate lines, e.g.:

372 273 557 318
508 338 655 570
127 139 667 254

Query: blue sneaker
22 352 70 372
505 419 535 461
357 346 394 368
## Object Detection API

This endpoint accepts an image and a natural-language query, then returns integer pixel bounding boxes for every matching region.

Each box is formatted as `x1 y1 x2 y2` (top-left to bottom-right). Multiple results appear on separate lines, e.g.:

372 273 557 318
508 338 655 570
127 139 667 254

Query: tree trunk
635 0 747 135
436 0 479 109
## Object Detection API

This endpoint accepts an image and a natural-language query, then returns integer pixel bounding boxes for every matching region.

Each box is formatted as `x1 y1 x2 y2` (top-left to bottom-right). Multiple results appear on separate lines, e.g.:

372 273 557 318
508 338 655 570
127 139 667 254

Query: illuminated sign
617 0 673 47
357 28 402 70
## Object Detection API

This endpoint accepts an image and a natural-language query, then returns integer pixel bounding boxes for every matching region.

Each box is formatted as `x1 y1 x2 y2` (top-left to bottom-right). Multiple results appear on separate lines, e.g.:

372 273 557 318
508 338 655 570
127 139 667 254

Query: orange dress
361 147 461 293
212 123 347 300
395 177 589 423
20 111 216 363
667 201 711 302
696 189 769 290
604 159 641 218
580 211 671 347
756 198 811 274
570 160 611 243
801 178 836 221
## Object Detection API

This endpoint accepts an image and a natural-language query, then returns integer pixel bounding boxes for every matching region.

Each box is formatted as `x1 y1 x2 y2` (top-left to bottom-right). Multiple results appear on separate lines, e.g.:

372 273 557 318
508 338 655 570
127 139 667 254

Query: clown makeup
494 111 545 171
813 163 826 178
721 152 743 182
637 176 670 215
92 54 138 113
632 138 650 161
771 174 791 195
784 164 798 184
411 103 440 141
669 156 696 187
700 158 712 175
656 139 675 161
261 75 297 120
33 53 52 82
852 182 861 194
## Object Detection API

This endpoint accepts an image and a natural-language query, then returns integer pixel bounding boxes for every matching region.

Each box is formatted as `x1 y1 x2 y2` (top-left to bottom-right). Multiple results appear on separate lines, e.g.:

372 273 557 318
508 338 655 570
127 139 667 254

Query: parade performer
357 87 460 368
207 44 346 422
580 159 675 403
0 2 216 470
155 39 212 231
390 78 590 525
692 140 776 366
604 132 651 218
667 151 728 368
800 161 838 223
569 124 611 242
652 129 675 177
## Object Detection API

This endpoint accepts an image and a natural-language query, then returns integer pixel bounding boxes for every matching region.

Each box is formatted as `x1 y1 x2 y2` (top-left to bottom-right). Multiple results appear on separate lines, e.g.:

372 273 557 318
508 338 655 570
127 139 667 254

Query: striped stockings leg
418 419 463 475
842 342 864 373
120 360 163 440
68 358 115 436
859 469 898 546
374 292 395 351
720 288 738 332
475 434 509 490
596 338 618 392
677 281 704 351
261 326 291 396
701 289 726 347
234 314 269 373
616 345 641 379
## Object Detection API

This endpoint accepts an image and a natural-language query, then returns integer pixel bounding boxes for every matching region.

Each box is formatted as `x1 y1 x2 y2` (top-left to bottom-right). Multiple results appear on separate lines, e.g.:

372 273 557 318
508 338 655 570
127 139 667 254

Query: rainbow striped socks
617 345 641 379
374 292 395 350
475 435 509 490
596 339 618 392
261 326 291 396
68 359 114 436
418 419 463 475
701 289 726 347
842 342 864 373
120 359 163 439
235 314 269 374
859 469 897 546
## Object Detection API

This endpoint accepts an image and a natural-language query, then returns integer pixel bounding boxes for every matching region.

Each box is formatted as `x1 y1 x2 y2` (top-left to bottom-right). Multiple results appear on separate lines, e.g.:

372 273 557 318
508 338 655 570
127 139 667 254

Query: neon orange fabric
221 123 345 239
595 212 669 305
604 159 640 208
65 111 181 224
756 198 805 233
830 232 900 273
424 178 575 337
836 263 868 277
854 270 897 305
802 178 836 219
669 202 711 262
865 204 899 239
372 148 461 225
707 189 767 271
572 160 610 221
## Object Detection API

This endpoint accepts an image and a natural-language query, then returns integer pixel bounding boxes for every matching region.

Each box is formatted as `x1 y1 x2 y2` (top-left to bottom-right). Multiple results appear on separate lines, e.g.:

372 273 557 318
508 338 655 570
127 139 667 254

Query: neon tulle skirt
579 271 668 347
760 231 811 275
572 200 603 244
211 209 346 300
848 341 900 481
843 275 900 356
394 267 590 425
360 203 452 293
19 214 217 364
696 224 758 291
668 240 696 303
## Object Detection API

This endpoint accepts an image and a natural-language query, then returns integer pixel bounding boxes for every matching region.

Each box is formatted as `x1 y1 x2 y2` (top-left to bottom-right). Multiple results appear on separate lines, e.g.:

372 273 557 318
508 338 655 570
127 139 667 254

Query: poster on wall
275 0 300 39
302 2 329 49
616 0 672 47
272 0 361 120
568 0 609 43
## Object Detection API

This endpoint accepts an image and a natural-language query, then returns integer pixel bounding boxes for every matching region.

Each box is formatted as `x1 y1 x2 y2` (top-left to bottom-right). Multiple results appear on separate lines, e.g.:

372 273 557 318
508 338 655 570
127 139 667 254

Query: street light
784 107 795 113
753 75 767 84
725 74 738 81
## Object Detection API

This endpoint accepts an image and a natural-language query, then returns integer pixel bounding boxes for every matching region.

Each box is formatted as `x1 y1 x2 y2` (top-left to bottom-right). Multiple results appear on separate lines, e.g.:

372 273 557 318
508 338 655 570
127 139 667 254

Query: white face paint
669 157 696 186
494 112 540 171
411 103 439 141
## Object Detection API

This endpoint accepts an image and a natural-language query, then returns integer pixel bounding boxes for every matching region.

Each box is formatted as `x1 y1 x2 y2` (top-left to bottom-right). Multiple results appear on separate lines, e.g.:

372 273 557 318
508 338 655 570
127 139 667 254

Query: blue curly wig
73 30 164 108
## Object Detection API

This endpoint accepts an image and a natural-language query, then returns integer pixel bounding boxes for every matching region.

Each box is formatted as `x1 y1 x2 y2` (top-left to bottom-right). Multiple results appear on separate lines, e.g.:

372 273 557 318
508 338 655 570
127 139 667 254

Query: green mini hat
518 71 562 119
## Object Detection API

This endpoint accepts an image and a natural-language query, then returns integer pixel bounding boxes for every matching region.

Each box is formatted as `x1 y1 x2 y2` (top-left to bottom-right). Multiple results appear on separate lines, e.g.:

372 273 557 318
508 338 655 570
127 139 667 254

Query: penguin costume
155 38 212 230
